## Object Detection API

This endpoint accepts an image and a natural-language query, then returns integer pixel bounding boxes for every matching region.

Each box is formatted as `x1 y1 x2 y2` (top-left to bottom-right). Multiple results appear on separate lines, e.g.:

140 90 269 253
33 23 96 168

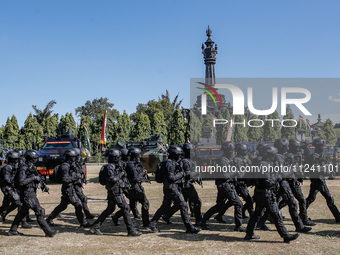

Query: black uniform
8 161 56 236
90 162 140 235
245 160 298 242
0 164 23 219
163 157 203 224
279 152 314 225
73 161 96 219
306 152 340 222
115 159 150 227
149 158 198 233
275 153 305 231
47 161 89 226
201 156 244 230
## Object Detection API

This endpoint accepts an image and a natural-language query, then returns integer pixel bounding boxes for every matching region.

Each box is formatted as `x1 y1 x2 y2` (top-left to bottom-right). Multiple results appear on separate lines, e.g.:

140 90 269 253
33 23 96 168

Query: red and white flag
299 115 304 128
226 116 235 141
100 110 107 151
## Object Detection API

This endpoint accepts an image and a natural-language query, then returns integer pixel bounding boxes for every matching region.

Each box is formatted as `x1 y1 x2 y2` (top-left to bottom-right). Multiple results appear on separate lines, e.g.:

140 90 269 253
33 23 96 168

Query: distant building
311 114 325 129
192 26 251 120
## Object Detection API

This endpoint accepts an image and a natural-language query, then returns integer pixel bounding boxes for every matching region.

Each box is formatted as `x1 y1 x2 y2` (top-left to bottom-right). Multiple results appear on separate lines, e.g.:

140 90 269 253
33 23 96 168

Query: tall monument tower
202 26 218 86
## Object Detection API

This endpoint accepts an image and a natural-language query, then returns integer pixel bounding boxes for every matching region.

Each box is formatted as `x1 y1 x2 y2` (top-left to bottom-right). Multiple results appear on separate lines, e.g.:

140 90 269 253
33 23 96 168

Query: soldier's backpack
155 160 167 183
99 164 110 185
52 165 63 184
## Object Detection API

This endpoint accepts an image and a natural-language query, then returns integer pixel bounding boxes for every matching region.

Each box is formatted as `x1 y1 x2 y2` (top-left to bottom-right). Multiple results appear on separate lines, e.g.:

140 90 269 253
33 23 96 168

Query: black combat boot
234 226 246 232
214 216 227 223
244 234 260 240
46 230 59 237
283 233 300 243
90 225 103 235
296 226 312 233
127 230 142 236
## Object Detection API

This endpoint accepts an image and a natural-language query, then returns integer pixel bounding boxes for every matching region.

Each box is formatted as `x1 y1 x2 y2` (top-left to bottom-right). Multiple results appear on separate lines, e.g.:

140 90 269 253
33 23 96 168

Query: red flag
100 110 107 151
226 116 235 141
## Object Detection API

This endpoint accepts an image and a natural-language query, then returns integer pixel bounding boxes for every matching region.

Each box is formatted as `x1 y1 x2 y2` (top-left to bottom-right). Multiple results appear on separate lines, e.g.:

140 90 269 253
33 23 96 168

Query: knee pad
82 196 87 204
36 207 45 217
14 199 22 207
326 194 334 205
143 199 150 210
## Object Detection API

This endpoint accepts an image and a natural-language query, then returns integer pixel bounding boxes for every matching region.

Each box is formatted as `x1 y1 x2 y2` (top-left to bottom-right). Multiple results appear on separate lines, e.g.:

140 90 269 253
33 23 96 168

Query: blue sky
1 0 340 127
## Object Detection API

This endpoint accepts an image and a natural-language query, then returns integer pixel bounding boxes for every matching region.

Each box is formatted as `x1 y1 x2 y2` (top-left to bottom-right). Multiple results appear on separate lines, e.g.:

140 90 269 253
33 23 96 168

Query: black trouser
236 182 254 217
74 184 92 218
10 190 53 235
0 187 27 225
276 180 304 230
306 178 340 220
164 185 203 223
92 189 135 233
149 185 193 231
115 184 150 227
202 182 243 227
216 182 253 219
280 179 309 222
48 185 86 225
246 190 290 238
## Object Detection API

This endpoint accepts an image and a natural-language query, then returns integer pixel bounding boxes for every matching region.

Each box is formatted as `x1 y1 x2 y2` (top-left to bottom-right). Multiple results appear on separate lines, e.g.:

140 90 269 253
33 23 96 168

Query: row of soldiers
1 138 339 243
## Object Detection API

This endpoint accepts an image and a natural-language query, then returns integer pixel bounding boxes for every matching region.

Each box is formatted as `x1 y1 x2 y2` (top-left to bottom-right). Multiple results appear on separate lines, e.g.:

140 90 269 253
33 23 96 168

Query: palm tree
32 100 57 125
159 90 183 110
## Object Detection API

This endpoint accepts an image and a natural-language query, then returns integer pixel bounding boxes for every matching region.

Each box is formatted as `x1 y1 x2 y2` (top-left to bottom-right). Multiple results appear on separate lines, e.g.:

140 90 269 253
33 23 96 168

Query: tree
216 109 231 145
159 90 183 110
150 111 167 143
131 112 151 141
247 114 263 141
115 110 133 142
42 115 59 138
23 113 44 149
232 115 248 143
281 105 296 140
58 113 76 135
32 100 57 125
4 115 20 148
323 118 336 144
187 111 202 143
75 97 118 122
263 110 281 141
201 113 214 138
168 109 185 145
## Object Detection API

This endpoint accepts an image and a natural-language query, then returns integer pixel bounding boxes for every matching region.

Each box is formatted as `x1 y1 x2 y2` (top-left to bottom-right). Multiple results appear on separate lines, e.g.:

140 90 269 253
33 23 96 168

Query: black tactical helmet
274 138 289 153
235 143 247 154
182 143 195 158
64 149 78 158
182 143 194 153
73 148 81 156
6 151 21 161
257 143 268 157
24 150 39 160
257 143 267 151
289 139 301 148
121 149 129 157
168 145 183 160
128 147 142 159
274 138 289 149
106 148 121 158
262 145 278 159
13 149 24 157
221 142 234 152
312 138 325 147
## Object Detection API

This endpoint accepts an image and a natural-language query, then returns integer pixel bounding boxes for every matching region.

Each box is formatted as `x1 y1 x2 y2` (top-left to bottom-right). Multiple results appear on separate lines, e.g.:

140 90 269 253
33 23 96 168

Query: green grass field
1 165 340 255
